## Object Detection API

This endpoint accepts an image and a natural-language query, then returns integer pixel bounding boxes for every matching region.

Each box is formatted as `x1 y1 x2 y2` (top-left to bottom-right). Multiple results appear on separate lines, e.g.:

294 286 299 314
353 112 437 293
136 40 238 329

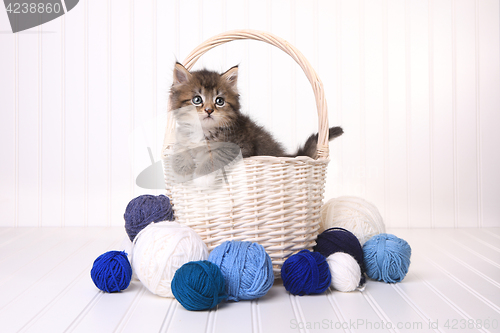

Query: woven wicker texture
162 30 330 276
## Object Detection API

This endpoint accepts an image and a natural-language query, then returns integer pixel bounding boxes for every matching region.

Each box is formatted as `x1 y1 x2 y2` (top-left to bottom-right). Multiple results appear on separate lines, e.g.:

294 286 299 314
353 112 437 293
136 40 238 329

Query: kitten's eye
215 97 225 106
192 96 203 105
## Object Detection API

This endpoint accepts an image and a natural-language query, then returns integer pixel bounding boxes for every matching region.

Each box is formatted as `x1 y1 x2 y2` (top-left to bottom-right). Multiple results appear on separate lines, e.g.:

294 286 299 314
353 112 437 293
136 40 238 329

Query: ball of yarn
90 251 132 293
281 250 331 296
363 233 412 283
171 260 228 311
326 252 362 292
320 196 385 245
208 241 274 301
314 227 366 286
131 222 208 297
124 194 174 242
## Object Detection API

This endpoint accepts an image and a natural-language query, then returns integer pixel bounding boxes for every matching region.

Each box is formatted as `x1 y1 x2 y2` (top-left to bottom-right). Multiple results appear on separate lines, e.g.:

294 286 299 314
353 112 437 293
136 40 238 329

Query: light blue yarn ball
363 233 412 283
208 241 274 301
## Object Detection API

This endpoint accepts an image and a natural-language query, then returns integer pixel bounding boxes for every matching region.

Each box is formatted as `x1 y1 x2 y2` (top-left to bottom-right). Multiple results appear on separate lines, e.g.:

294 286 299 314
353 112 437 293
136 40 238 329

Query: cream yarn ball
326 252 362 292
131 221 208 297
320 196 385 245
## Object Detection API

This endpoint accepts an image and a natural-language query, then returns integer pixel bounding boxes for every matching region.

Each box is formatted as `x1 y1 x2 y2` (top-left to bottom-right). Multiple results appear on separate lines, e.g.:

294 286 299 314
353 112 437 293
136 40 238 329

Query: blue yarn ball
281 249 331 296
313 227 366 286
91 251 132 293
208 241 274 301
171 261 227 311
124 194 174 242
363 233 412 283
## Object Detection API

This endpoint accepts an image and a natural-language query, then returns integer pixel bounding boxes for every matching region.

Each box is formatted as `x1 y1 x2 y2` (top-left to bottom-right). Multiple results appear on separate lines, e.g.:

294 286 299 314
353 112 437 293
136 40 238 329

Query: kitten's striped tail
294 126 343 158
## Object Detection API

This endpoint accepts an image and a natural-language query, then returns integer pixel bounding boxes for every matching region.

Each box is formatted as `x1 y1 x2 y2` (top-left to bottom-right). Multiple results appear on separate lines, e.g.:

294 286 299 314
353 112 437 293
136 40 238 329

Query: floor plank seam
411 271 490 333
113 285 148 333
446 239 500 269
17 263 97 333
250 299 262 333
0 232 69 287
458 230 500 253
480 229 500 240
0 238 96 314
158 299 177 333
391 283 444 333
0 228 39 260
434 245 500 288
289 293 309 333
325 289 350 333
423 256 500 314
63 291 104 333
205 303 218 333
360 289 398 333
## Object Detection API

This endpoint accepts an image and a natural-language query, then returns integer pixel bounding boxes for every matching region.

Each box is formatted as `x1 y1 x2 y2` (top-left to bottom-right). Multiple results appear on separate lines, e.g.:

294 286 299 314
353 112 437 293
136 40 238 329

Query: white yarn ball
131 221 208 297
320 196 385 245
327 252 362 292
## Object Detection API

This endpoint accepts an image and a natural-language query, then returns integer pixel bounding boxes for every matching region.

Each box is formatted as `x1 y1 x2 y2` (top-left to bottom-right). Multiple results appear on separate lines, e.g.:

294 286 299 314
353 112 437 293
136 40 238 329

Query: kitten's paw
170 151 196 176
192 172 218 188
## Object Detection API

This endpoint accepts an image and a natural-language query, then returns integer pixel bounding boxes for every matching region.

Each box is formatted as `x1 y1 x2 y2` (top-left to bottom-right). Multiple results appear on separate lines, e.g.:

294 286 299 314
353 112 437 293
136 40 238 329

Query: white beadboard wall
0 0 499 228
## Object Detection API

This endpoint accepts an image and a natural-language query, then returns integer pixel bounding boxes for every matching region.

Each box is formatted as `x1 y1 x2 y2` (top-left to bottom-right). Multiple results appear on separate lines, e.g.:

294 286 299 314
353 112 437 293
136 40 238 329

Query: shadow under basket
162 30 331 277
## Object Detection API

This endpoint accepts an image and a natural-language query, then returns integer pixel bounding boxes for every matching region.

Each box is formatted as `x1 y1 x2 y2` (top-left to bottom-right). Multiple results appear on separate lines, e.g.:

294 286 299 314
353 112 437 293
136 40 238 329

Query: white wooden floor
1 227 499 333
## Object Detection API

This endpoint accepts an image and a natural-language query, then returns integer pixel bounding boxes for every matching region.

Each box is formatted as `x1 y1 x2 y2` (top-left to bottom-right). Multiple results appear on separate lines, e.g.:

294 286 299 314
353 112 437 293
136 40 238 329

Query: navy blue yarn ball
281 250 331 296
313 227 366 286
124 194 174 242
91 251 132 293
171 261 227 311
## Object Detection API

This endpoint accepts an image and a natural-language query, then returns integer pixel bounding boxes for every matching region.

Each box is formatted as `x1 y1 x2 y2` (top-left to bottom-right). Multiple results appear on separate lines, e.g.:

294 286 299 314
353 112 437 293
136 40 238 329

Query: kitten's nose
205 107 214 115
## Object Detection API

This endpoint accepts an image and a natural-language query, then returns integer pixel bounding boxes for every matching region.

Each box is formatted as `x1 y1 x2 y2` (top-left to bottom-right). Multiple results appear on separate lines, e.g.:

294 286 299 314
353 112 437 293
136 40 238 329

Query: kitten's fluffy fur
169 63 343 159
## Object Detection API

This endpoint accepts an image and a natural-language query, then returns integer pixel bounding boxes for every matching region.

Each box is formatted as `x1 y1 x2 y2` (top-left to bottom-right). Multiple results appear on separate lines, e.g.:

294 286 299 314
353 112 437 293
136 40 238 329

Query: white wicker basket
162 30 330 276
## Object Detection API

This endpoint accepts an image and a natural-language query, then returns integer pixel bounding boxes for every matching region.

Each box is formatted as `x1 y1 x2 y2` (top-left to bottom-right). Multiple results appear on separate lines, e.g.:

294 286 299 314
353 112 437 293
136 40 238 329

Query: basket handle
163 29 329 159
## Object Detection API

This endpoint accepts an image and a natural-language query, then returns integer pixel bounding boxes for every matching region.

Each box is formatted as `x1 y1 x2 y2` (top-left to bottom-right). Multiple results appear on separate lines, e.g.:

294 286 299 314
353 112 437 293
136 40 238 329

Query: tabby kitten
169 105 241 184
169 62 343 159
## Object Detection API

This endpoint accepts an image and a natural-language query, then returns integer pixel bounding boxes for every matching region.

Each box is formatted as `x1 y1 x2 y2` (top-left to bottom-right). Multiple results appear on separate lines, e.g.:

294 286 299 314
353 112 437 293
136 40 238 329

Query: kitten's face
170 63 240 132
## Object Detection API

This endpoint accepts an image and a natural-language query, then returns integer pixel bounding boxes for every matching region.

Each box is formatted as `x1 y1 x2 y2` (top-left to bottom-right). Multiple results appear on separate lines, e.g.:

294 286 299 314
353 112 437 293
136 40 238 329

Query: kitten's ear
173 63 192 85
221 66 239 90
